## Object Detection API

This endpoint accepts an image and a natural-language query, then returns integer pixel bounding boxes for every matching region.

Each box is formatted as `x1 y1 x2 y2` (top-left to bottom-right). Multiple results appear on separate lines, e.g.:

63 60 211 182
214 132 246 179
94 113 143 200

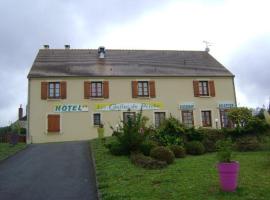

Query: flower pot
217 161 239 192
97 128 104 139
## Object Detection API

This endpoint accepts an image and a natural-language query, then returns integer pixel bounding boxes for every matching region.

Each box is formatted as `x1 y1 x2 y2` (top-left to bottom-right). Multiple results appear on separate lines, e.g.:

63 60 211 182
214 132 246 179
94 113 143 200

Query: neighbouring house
27 45 236 143
18 105 27 129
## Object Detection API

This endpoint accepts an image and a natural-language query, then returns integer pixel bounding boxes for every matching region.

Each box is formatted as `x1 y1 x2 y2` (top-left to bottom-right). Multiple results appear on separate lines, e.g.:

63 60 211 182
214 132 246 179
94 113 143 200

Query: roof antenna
203 41 212 53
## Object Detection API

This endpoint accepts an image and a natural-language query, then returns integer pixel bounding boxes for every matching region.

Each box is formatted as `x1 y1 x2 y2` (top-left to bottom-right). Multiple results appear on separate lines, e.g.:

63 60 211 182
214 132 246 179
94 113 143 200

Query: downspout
26 78 31 144
232 76 237 107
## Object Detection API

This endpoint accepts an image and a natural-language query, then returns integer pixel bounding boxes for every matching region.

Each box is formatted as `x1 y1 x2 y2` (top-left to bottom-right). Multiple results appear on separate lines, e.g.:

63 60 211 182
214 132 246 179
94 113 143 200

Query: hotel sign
54 104 88 112
218 102 235 109
179 103 194 110
95 102 163 111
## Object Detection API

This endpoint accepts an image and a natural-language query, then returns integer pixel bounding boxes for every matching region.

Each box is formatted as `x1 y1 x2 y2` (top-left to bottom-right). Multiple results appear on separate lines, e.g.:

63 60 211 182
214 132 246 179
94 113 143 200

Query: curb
89 141 102 200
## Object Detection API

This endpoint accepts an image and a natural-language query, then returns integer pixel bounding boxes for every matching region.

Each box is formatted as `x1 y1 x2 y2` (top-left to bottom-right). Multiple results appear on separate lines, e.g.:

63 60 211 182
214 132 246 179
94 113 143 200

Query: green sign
54 104 88 112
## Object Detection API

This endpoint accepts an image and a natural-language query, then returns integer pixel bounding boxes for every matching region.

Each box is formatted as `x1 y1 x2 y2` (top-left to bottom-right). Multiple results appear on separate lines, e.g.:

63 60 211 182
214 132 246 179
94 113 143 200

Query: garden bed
0 143 27 161
91 138 270 200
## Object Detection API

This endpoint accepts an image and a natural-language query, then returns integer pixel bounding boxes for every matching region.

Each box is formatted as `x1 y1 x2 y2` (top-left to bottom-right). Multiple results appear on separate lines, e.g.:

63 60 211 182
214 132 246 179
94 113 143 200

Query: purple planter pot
217 161 240 192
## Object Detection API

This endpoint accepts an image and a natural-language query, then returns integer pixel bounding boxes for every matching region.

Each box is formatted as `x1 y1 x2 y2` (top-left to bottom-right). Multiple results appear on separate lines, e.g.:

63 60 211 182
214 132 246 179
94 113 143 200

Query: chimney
65 45 70 49
98 46 106 58
43 45 49 49
18 104 23 120
205 47 210 53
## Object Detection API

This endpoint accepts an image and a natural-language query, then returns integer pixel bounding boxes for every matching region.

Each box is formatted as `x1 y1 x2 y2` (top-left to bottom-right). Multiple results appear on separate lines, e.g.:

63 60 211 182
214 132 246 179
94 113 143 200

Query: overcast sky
0 0 269 126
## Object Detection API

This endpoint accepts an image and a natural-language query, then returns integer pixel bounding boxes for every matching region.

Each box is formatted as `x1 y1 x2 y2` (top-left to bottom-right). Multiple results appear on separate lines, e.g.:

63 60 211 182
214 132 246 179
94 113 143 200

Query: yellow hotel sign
95 102 163 111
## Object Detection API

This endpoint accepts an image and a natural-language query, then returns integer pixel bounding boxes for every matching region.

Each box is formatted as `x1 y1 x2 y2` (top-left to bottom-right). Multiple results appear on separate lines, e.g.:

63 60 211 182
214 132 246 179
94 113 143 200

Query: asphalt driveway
0 141 98 200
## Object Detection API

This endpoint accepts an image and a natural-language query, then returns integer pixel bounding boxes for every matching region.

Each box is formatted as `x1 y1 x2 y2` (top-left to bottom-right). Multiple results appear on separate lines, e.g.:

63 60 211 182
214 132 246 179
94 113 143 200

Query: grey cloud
228 34 270 106
0 0 170 126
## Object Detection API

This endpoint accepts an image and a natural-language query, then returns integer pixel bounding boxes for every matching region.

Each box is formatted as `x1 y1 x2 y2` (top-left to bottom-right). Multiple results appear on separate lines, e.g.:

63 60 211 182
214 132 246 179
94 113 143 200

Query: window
220 110 232 128
138 81 149 97
93 113 101 126
91 82 103 97
181 111 194 127
47 114 60 132
199 81 209 96
201 111 212 127
154 112 166 127
48 82 60 98
123 112 136 123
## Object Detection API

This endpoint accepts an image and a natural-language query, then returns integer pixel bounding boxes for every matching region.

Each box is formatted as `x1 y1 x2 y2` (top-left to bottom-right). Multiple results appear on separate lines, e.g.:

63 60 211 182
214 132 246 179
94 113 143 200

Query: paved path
0 141 98 200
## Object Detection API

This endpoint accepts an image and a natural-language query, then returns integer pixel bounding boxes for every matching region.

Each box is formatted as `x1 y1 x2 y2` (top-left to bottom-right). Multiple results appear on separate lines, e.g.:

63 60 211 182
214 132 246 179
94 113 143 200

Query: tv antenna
203 40 212 53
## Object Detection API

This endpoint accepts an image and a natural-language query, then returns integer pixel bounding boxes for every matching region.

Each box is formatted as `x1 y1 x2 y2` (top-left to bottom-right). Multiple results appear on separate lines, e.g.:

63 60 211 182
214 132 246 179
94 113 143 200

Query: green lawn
0 143 27 161
91 139 270 200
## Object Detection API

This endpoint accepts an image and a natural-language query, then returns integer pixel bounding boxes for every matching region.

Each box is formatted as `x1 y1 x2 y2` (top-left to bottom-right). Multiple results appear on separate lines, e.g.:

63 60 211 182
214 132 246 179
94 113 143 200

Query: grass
0 143 27 161
91 138 270 200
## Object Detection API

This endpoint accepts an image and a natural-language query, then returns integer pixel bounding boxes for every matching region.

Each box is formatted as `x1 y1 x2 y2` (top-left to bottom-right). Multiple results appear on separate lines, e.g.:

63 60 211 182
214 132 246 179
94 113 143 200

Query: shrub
110 110 148 155
139 140 158 156
216 139 233 162
235 136 260 151
202 138 216 152
154 116 186 146
106 141 128 156
186 141 205 155
130 153 167 169
169 145 186 158
185 127 205 142
150 146 175 164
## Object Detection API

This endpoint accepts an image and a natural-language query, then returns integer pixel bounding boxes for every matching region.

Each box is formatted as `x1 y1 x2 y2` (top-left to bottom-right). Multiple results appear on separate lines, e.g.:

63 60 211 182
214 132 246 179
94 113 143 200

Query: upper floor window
199 81 209 96
91 82 103 97
193 80 215 97
138 81 149 97
41 81 66 100
48 82 60 98
132 80 156 98
84 81 109 99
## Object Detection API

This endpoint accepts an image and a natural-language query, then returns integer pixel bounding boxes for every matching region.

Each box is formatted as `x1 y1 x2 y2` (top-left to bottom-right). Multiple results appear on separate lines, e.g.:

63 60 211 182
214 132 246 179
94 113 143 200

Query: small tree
228 107 252 128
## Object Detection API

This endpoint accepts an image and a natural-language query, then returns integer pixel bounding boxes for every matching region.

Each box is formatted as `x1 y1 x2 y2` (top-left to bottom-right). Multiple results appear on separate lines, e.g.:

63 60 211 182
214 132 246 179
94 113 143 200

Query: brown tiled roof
27 49 234 78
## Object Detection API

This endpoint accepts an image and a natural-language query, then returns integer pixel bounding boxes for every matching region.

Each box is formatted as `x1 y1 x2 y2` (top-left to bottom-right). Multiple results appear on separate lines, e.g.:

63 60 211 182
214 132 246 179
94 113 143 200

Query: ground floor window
154 112 166 127
201 110 212 127
181 110 194 127
47 114 60 132
123 112 136 123
93 113 101 126
220 109 232 128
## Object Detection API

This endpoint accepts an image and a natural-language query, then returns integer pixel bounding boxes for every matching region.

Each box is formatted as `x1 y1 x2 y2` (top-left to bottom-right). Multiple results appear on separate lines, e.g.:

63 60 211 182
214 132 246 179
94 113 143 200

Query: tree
227 107 252 128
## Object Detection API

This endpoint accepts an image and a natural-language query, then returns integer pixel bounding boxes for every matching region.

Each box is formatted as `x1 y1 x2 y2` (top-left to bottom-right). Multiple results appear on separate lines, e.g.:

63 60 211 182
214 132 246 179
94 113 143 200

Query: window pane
155 112 165 127
93 113 101 125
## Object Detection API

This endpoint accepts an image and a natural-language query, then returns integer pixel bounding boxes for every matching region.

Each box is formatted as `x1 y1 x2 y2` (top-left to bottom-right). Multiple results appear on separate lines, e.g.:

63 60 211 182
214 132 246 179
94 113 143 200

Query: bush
106 141 128 156
169 145 186 158
235 136 260 151
130 153 167 169
150 146 175 164
139 140 158 156
186 141 205 155
154 116 186 146
110 110 148 155
185 127 205 142
202 138 216 152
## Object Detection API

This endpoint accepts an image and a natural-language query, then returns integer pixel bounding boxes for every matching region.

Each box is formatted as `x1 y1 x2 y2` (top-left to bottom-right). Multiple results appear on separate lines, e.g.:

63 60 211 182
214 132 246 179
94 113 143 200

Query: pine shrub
186 141 205 155
169 145 186 158
150 146 175 164
130 153 167 169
